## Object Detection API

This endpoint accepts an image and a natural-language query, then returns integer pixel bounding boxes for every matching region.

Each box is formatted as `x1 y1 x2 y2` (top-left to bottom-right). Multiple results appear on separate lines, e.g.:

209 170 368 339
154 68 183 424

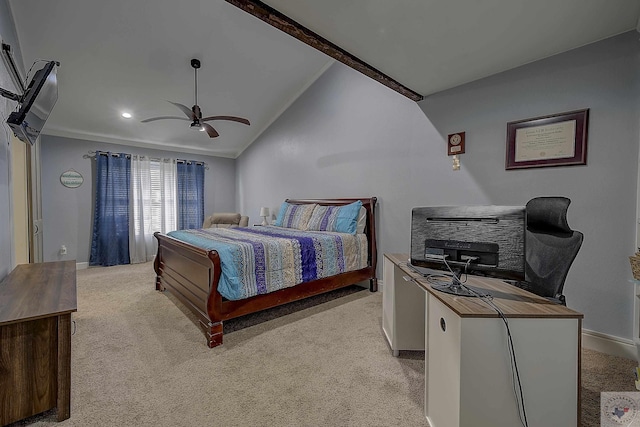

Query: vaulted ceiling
8 0 640 158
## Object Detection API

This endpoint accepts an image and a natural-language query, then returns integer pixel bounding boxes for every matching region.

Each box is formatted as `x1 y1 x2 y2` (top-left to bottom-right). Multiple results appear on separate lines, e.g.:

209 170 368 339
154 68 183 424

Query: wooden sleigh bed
153 197 378 348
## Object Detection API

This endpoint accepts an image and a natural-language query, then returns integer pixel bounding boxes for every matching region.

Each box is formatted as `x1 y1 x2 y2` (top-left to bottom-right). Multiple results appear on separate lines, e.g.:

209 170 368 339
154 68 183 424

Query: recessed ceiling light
121 112 132 119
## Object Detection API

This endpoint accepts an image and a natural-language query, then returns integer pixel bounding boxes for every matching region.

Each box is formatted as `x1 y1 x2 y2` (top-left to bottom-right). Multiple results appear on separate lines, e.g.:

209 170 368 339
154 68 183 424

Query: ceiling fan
141 58 250 138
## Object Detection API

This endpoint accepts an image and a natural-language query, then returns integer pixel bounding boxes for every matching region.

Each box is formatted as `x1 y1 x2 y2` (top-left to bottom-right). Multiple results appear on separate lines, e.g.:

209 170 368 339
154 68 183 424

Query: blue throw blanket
167 226 368 300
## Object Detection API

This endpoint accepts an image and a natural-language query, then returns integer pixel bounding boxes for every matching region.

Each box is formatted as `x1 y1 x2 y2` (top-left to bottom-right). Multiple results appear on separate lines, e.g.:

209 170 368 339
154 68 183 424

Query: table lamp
260 207 270 226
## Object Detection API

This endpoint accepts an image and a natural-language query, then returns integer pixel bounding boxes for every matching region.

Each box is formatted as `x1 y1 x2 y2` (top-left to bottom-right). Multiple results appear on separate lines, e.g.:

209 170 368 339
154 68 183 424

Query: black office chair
524 196 584 305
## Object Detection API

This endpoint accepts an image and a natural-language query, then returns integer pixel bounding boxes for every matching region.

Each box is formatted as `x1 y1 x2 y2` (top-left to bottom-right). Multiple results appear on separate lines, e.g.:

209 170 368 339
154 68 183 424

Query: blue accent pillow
273 202 316 230
306 200 363 234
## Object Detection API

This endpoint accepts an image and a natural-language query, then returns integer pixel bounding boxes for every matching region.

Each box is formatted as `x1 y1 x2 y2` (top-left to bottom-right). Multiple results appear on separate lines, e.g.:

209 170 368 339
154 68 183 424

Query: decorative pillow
356 206 367 234
202 213 241 228
273 202 316 230
306 200 363 234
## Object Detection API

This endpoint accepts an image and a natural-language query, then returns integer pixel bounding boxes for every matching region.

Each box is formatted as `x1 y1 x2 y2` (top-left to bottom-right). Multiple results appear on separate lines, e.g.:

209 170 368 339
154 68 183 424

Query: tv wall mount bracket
0 86 20 102
0 42 23 102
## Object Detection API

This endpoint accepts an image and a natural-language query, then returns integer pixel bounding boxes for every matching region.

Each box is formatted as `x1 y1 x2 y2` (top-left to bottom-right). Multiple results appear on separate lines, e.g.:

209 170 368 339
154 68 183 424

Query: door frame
10 134 42 265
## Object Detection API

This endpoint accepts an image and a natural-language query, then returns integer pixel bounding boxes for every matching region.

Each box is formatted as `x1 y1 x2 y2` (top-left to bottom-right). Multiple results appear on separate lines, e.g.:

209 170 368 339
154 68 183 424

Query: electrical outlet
60 245 67 255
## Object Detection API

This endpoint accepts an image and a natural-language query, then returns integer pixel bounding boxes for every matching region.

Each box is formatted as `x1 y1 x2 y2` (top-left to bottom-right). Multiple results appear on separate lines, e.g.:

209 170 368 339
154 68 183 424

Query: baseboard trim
76 262 89 270
582 329 637 361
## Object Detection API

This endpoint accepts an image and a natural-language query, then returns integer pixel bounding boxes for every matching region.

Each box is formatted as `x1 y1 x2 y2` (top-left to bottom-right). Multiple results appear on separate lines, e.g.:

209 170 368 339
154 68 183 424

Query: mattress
167 226 368 300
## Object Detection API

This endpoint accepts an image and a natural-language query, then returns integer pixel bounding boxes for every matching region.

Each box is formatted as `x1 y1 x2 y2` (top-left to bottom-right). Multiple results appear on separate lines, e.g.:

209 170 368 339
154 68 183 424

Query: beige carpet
9 262 638 426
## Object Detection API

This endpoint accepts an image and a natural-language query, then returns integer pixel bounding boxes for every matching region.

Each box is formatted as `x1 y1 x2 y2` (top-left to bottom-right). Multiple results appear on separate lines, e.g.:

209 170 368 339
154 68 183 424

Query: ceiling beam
225 0 424 102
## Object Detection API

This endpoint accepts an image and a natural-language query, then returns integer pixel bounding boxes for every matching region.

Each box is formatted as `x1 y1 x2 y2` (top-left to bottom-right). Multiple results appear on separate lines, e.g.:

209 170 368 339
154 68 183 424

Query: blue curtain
177 161 204 229
90 152 131 266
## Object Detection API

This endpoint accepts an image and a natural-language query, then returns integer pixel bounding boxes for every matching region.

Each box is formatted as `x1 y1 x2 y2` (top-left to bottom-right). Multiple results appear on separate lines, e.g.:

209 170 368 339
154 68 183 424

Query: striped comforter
167 226 368 301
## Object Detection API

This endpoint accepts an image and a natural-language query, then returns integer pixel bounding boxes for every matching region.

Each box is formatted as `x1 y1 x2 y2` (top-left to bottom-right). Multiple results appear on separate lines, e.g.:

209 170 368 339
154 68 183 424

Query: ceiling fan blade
140 116 189 123
169 101 196 120
201 115 250 126
202 123 219 138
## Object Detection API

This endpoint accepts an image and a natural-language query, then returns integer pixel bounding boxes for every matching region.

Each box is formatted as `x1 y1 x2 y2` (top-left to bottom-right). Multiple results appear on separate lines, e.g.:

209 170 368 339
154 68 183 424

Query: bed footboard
154 232 223 347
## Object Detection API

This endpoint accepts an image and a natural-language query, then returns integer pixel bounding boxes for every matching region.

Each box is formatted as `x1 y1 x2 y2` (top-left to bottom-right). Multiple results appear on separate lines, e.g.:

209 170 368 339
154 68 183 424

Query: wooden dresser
0 261 77 426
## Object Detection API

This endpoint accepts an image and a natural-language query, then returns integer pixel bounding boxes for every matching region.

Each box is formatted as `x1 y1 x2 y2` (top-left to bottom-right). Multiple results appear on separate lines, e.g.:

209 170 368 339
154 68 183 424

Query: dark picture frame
505 109 589 170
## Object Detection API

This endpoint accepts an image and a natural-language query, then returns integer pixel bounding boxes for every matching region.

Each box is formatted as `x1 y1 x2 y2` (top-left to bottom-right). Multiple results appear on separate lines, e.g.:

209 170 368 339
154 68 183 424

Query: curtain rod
83 151 130 159
83 151 208 169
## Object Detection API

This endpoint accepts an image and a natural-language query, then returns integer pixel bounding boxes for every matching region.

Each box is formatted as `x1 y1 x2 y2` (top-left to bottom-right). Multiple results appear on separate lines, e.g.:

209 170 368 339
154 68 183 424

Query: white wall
40 135 237 263
0 0 24 278
237 32 640 341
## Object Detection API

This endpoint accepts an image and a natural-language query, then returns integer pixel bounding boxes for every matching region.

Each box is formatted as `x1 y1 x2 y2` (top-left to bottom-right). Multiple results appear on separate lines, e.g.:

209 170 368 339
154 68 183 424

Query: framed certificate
505 109 588 170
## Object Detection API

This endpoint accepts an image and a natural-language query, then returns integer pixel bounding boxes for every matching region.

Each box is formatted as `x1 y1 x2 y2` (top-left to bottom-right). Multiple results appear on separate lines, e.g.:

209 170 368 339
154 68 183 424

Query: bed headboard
285 198 378 274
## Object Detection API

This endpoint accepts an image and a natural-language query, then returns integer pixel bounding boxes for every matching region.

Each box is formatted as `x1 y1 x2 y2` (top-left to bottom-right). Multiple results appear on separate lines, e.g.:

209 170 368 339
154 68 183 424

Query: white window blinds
130 157 177 263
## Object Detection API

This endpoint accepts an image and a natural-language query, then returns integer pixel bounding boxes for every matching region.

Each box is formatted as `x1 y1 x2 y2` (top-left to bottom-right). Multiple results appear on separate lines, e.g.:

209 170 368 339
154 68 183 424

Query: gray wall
420 32 640 338
40 135 237 263
237 32 640 341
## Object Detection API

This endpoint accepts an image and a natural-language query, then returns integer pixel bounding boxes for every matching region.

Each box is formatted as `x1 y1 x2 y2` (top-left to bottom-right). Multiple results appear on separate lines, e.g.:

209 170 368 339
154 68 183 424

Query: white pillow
356 207 367 234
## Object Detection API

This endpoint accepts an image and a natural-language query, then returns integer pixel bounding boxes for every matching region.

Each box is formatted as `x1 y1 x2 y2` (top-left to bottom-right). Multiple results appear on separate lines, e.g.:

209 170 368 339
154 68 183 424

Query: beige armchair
202 213 249 229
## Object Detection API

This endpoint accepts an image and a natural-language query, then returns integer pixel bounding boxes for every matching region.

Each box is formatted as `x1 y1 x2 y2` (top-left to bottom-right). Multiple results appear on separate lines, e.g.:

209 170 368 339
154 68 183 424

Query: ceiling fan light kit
141 58 250 138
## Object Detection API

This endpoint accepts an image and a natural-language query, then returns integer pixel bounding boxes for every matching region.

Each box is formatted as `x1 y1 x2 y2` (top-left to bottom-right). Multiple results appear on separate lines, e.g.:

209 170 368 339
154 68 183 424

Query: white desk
382 253 583 427
630 279 640 362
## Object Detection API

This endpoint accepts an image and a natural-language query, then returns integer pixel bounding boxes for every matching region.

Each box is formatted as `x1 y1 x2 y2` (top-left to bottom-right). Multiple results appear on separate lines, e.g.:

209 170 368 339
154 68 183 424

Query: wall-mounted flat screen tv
7 60 58 145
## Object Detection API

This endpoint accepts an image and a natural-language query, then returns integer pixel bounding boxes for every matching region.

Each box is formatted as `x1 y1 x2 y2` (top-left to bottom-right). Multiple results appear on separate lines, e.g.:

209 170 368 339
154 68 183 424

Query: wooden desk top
0 260 77 325
385 253 583 320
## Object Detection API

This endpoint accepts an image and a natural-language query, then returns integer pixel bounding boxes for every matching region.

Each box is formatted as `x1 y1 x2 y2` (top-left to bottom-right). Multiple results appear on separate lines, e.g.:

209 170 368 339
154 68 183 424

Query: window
130 157 177 263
